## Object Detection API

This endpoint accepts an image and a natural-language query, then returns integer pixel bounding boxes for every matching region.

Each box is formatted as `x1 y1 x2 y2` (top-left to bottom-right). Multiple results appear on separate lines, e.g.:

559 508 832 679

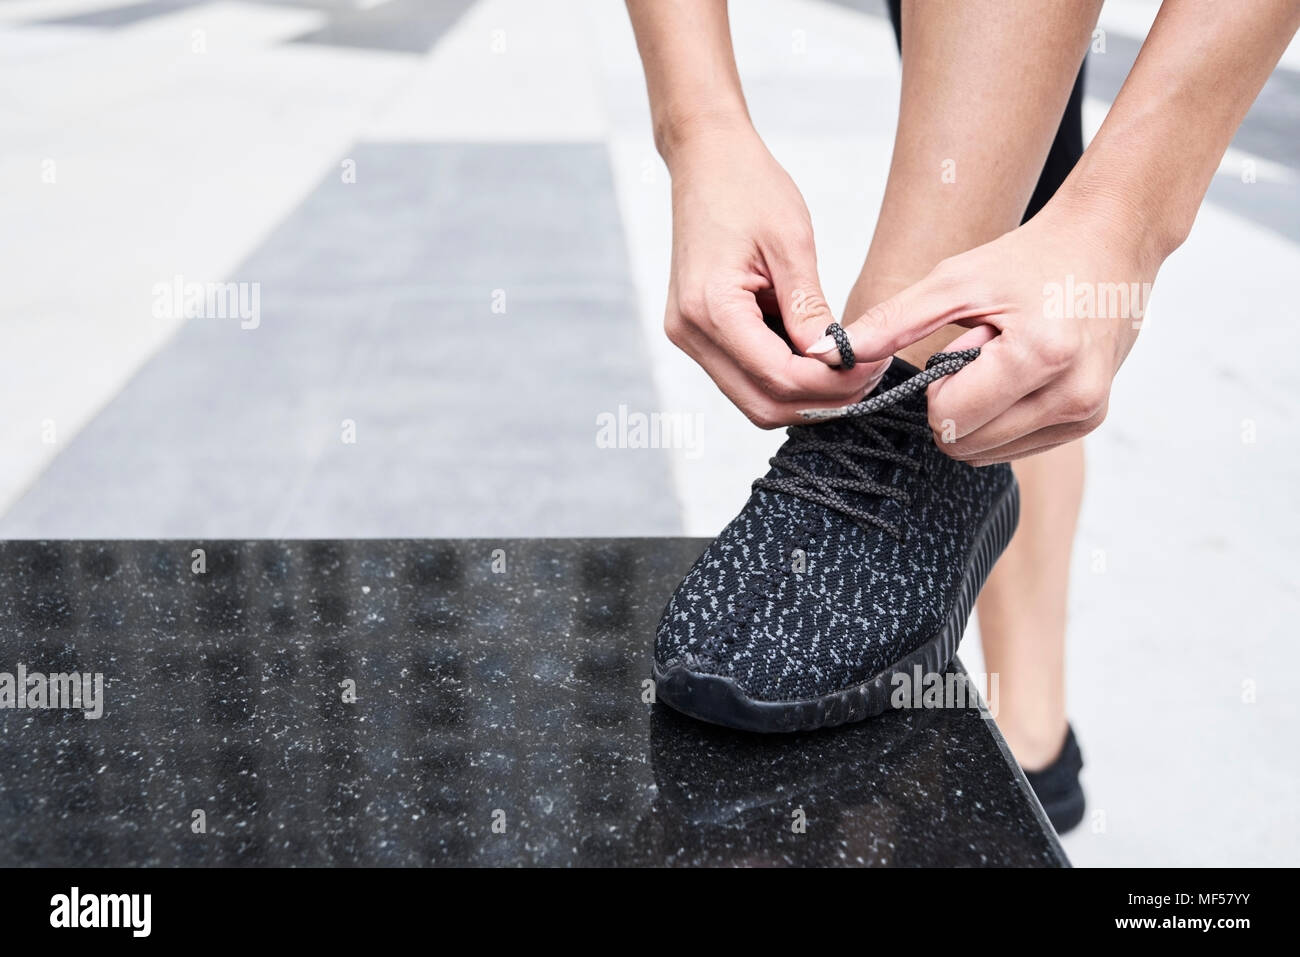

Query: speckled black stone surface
0 539 1066 866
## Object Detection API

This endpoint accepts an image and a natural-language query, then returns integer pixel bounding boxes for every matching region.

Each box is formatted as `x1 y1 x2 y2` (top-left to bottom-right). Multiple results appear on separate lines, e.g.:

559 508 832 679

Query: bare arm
624 0 890 427
829 0 1300 463
625 0 750 163
1062 0 1300 268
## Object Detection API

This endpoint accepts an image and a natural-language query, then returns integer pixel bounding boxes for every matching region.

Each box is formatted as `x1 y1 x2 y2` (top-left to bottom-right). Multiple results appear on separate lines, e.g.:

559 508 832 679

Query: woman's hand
663 119 891 429
809 200 1159 464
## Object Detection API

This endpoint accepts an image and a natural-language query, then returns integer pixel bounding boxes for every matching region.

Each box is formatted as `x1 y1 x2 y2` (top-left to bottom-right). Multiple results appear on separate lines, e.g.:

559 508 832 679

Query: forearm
1052 0 1300 267
625 0 753 165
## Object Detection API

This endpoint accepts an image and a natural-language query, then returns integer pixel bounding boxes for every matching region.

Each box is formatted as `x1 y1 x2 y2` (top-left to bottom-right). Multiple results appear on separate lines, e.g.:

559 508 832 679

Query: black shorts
886 0 1086 223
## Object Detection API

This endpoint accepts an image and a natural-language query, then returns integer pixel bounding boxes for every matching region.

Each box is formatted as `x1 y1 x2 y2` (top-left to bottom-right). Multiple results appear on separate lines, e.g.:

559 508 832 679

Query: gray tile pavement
0 142 681 537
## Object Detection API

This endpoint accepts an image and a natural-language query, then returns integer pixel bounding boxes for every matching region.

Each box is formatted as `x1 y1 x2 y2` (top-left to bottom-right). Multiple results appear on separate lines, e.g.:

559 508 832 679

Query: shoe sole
653 478 1020 733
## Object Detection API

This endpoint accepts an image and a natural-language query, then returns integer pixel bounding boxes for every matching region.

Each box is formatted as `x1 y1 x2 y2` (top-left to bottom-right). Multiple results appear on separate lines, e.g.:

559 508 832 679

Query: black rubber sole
653 479 1020 733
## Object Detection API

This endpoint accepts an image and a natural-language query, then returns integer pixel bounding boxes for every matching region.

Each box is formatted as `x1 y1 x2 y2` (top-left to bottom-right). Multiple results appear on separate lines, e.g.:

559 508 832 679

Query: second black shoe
1024 725 1086 834
654 350 1019 733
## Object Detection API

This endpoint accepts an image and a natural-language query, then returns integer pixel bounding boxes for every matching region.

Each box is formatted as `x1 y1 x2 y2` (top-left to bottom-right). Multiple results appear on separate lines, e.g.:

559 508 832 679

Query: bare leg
975 443 1082 767
843 0 1098 768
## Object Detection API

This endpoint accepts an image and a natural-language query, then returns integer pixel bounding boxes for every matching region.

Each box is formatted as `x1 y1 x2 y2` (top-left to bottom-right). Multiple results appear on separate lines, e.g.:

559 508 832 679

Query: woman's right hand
662 119 891 429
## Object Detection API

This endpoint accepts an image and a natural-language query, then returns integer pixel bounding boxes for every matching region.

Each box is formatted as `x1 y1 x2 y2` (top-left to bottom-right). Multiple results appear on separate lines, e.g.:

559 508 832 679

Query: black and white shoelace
752 332 979 538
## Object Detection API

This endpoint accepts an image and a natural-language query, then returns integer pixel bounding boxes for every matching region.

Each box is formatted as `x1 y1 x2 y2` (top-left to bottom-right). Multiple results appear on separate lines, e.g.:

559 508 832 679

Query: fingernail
806 336 837 356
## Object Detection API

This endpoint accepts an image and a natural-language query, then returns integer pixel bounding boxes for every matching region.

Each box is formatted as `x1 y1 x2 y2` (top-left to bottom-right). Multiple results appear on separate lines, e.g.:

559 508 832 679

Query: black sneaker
1023 725 1086 834
653 351 1018 733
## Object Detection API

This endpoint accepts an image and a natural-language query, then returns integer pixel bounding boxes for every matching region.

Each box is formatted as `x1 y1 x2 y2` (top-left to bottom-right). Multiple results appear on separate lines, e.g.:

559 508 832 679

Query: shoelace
751 347 980 539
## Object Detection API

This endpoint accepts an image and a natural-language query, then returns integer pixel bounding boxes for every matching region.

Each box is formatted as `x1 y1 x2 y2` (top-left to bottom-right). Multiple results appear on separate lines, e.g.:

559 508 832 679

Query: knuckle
928 256 969 292
789 287 830 323
1037 329 1081 372
865 296 900 330
743 403 785 431
757 372 799 403
663 313 689 349
1058 383 1106 422
929 257 959 282
1074 400 1109 434
673 287 708 324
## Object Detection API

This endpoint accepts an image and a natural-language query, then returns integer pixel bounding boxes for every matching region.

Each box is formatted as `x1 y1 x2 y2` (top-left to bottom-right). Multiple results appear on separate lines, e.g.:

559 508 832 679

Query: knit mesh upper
655 358 1014 703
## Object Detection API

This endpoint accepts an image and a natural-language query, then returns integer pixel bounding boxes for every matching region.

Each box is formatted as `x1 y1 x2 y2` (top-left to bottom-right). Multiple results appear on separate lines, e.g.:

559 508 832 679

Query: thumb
807 268 965 365
767 238 837 354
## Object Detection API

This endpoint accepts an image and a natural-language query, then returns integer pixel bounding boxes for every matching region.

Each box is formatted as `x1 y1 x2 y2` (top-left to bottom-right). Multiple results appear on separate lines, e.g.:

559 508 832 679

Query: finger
967 439 1072 468
765 248 892 380
680 328 885 429
705 291 890 404
925 333 1054 440
672 299 889 416
941 380 1102 457
765 235 836 353
940 323 997 354
959 407 1104 464
806 265 982 365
